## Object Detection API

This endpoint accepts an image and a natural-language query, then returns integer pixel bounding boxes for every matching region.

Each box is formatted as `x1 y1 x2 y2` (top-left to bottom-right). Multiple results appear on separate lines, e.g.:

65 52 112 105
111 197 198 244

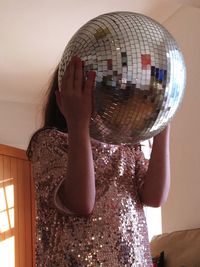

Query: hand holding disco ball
58 12 186 145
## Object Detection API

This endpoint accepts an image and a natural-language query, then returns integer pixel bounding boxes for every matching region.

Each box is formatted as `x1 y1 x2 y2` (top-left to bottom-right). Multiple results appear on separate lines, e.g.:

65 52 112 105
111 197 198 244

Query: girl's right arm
55 56 96 216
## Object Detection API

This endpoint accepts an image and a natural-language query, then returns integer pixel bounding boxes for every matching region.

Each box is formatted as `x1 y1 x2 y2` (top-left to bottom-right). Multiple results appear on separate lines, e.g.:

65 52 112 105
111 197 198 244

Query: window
0 146 34 267
0 178 15 267
141 139 162 241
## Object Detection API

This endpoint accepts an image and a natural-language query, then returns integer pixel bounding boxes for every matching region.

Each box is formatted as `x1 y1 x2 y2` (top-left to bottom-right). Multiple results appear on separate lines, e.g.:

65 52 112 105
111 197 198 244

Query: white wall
0 0 181 104
0 100 42 149
0 0 183 150
162 5 200 232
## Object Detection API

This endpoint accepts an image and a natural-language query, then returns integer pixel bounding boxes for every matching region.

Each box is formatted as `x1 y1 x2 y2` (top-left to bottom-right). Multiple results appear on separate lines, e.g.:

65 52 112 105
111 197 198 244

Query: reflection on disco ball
58 11 186 144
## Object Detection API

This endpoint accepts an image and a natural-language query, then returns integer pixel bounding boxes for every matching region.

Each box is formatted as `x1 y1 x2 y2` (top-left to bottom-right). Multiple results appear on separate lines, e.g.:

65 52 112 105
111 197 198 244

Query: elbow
60 188 96 217
75 195 96 216
139 183 170 208
75 205 95 217
142 199 165 208
60 195 95 216
68 200 95 217
82 209 94 217
145 200 164 208
140 197 162 208
139 193 168 208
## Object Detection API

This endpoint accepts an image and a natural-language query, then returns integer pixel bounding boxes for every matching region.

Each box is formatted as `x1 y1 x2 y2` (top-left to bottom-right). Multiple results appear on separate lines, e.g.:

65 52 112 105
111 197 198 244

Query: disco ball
58 11 186 144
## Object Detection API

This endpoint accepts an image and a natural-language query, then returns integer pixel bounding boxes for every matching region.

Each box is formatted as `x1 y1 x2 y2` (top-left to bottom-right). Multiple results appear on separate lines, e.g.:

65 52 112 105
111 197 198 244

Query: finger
61 57 76 92
84 71 96 95
74 57 83 92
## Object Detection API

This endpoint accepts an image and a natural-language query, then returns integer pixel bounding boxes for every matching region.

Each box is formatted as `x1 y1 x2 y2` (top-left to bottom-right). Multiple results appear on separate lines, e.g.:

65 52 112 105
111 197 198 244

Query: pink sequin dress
28 127 153 266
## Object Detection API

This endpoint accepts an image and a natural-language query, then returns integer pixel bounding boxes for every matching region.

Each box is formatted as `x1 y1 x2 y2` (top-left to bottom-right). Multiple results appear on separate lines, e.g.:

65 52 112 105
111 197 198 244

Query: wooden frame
0 144 35 267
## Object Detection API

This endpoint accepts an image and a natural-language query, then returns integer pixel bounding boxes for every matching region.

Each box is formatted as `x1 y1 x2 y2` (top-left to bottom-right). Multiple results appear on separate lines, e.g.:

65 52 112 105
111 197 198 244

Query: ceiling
1 0 199 104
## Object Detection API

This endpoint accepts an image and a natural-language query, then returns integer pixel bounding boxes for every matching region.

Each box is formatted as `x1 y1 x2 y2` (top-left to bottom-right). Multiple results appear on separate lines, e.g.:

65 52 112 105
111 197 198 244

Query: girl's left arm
139 125 171 207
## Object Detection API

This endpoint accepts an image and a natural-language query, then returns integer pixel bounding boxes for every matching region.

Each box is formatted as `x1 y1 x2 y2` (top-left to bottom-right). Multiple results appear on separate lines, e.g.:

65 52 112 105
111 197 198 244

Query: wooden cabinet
0 144 35 267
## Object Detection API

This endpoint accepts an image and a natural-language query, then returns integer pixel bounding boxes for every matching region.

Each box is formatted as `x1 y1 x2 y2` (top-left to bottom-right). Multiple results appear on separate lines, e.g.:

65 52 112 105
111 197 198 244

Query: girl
27 56 170 266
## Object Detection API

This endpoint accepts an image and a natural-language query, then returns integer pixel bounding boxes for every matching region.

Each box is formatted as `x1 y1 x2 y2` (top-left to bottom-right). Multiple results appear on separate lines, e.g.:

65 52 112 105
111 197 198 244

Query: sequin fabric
29 128 153 266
